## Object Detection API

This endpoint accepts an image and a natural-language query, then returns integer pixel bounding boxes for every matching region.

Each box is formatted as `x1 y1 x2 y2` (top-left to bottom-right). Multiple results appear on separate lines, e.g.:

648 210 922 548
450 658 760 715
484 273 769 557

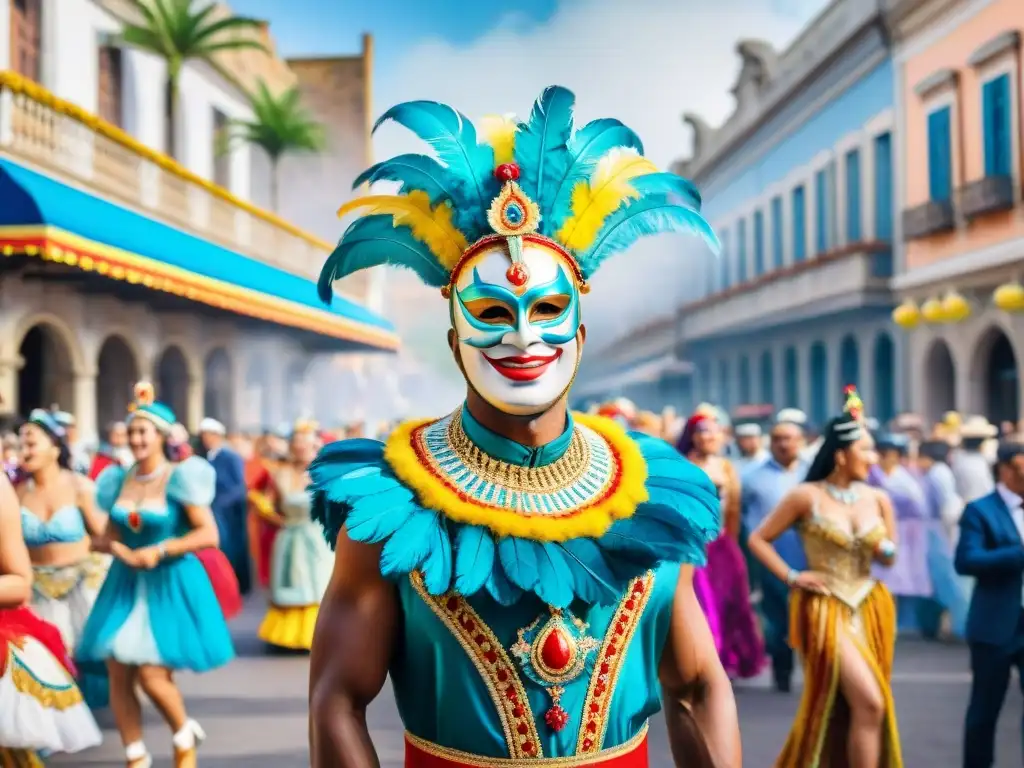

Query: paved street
57 598 1022 767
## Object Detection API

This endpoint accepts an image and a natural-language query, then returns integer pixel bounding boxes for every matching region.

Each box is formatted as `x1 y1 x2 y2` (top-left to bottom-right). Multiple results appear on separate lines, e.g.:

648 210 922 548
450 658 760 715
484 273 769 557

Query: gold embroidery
575 572 655 755
0 747 45 768
32 553 110 600
405 724 648 766
411 572 543 758
8 649 83 711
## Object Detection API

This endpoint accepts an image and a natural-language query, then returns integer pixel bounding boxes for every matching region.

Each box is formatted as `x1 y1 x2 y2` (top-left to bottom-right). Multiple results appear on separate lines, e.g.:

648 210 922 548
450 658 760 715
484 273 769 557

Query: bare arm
309 526 398 768
0 476 32 607
164 502 220 556
873 489 898 567
73 473 109 546
659 566 740 768
747 486 813 583
722 462 741 539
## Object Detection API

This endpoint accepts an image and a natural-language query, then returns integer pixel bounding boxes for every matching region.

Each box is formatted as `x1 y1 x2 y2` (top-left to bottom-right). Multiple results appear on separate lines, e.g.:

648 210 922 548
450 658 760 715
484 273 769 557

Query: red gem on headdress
844 384 857 395
495 163 520 182
506 262 530 287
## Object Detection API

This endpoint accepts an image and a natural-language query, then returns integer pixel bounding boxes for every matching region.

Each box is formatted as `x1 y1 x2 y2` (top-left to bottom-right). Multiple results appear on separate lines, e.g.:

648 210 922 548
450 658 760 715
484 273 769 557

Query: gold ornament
994 281 1024 313
920 297 946 324
892 299 921 329
941 291 971 323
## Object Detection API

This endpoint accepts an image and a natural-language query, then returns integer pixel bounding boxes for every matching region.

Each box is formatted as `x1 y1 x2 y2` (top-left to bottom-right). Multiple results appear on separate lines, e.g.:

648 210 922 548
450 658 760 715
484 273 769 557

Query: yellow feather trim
555 148 658 253
248 490 278 524
382 413 649 542
479 114 518 166
337 190 469 270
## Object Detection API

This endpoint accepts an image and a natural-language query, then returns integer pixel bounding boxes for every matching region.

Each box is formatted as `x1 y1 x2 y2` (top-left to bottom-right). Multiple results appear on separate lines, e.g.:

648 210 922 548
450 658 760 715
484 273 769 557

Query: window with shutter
719 227 731 289
927 107 952 201
97 46 123 126
814 169 828 255
770 196 783 269
983 74 1012 178
845 149 862 241
753 210 765 276
737 218 748 283
213 109 232 188
792 185 806 263
12 0 42 82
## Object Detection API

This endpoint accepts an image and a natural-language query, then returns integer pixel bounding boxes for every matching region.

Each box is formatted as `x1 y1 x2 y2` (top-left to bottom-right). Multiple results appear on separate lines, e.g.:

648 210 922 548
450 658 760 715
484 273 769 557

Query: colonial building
889 0 1023 425
668 0 902 427
0 0 396 441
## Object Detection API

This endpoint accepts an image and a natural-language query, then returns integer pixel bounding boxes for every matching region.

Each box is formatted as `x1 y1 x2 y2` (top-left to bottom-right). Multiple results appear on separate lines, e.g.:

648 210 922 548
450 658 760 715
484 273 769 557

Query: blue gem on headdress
505 202 524 224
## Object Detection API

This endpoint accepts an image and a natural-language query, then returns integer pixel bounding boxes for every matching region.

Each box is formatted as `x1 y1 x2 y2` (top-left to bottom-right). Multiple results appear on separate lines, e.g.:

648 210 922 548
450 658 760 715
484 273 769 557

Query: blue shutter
874 132 893 241
983 74 1011 177
845 149 861 241
815 169 828 255
737 218 748 282
738 356 751 404
792 185 806 262
719 228 731 289
754 211 765 276
927 107 952 201
771 196 783 268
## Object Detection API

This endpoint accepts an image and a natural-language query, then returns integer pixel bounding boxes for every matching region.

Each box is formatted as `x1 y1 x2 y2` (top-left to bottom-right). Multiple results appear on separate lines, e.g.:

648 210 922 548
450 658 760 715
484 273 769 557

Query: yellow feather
555 148 658 252
337 190 469 270
479 114 518 166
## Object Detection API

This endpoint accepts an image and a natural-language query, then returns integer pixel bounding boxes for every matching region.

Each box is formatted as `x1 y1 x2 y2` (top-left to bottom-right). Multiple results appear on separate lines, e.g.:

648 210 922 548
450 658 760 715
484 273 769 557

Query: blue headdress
318 86 719 302
126 381 175 434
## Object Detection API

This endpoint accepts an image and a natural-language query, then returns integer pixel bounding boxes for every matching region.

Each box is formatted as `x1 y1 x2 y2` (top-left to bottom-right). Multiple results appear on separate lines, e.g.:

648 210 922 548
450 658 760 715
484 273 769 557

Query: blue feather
514 86 575 218
380 509 444 580
353 153 464 205
534 542 579 608
373 100 495 224
486 557 522 606
348 484 415 517
631 173 702 211
546 117 644 231
558 539 619 604
346 500 418 544
577 197 720 279
318 215 449 303
498 537 540 591
420 517 454 594
453 524 496 595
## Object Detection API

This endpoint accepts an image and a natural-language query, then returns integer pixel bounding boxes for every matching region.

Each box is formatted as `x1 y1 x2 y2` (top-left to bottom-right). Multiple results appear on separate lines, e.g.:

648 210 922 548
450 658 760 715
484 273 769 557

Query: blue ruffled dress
77 458 235 671
310 408 719 761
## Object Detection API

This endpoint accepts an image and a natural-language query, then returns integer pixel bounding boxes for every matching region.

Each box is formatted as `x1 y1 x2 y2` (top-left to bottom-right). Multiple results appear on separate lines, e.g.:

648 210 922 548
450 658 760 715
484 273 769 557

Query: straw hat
960 415 998 439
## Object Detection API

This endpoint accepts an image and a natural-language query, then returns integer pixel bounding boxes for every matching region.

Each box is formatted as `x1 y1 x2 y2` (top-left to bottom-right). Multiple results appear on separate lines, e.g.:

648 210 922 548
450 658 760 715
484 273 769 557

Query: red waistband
404 729 648 767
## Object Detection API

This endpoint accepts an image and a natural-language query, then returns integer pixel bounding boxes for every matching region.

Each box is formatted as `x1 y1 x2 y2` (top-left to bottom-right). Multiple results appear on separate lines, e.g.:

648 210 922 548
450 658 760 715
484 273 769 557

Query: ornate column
73 369 98 447
186 372 203 434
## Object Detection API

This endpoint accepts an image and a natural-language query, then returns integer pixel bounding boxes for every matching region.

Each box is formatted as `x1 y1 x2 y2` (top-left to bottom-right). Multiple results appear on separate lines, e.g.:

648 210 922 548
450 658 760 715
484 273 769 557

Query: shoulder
167 457 216 507
307 437 392 547
70 470 95 498
95 463 129 506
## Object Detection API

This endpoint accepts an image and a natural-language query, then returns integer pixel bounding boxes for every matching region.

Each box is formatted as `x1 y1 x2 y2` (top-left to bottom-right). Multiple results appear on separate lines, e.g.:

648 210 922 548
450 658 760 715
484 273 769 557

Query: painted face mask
451 239 582 417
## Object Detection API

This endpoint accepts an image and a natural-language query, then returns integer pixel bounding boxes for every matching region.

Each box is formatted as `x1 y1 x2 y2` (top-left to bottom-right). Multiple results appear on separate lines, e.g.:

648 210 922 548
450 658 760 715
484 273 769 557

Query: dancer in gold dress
748 387 903 767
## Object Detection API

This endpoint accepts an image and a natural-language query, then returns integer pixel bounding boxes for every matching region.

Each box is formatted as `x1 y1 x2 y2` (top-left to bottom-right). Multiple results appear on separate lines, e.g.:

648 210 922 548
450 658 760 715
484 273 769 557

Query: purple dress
695 483 766 679
868 465 932 597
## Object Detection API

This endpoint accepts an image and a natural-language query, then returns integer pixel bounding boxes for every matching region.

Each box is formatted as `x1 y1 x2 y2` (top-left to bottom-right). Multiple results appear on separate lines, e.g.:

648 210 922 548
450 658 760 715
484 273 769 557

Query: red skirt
404 731 648 767
195 549 243 620
0 606 74 676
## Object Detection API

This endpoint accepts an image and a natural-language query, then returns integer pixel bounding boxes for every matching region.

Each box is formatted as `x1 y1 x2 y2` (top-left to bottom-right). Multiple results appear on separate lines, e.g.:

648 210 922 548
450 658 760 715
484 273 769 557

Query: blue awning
0 158 398 350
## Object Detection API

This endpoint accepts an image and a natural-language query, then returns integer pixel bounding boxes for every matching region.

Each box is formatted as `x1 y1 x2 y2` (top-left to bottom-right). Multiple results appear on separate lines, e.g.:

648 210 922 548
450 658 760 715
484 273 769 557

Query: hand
109 541 139 567
134 546 164 570
791 571 831 596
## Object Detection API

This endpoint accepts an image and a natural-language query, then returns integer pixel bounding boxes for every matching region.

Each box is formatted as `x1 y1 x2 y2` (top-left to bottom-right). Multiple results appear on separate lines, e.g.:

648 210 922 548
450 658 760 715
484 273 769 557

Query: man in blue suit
955 441 1024 768
200 418 251 595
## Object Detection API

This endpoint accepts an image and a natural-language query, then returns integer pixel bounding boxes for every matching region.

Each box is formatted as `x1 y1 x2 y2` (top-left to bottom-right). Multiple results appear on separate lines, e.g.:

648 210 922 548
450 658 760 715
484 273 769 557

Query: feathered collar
310 409 719 607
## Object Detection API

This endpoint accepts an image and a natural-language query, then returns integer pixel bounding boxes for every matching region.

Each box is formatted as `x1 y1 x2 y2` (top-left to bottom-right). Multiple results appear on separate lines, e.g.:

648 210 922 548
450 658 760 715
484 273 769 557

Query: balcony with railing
0 71 367 301
677 242 893 341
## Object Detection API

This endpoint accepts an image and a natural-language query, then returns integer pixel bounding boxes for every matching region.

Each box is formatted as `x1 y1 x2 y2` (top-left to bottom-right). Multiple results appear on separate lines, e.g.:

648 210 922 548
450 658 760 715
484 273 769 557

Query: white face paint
451 240 582 417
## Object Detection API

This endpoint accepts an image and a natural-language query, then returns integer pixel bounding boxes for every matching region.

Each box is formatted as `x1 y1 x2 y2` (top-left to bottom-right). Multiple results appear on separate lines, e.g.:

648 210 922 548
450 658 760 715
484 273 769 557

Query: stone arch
970 325 1020 424
96 335 140 429
16 321 76 415
203 347 234 429
759 350 774 406
11 312 86 375
156 346 191 422
809 341 828 427
872 332 896 425
923 338 956 425
839 334 860 389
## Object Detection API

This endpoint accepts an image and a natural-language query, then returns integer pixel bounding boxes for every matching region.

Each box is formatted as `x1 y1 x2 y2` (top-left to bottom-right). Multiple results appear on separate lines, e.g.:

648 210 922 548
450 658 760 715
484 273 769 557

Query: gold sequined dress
775 509 903 767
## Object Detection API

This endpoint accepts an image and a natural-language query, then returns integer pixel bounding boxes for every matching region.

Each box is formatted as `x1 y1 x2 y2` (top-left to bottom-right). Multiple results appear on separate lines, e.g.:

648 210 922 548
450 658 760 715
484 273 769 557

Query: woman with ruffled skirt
76 384 235 768
0 473 101 766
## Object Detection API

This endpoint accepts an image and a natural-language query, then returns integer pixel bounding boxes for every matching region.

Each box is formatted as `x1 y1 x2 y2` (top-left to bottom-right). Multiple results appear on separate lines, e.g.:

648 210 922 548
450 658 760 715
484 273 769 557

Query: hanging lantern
941 290 971 323
994 281 1024 312
921 297 946 324
892 299 921 329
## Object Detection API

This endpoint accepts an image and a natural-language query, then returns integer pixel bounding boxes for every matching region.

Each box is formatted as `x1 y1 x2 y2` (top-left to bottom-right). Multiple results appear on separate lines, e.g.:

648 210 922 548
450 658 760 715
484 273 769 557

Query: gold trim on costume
9 650 83 711
575 572 654 754
0 747 45 768
410 572 542 758
405 723 648 766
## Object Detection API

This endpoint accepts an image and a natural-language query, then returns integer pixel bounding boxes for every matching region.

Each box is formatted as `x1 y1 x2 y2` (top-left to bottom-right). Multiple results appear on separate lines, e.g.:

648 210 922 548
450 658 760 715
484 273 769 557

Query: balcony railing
902 199 954 240
0 71 366 299
960 174 1015 220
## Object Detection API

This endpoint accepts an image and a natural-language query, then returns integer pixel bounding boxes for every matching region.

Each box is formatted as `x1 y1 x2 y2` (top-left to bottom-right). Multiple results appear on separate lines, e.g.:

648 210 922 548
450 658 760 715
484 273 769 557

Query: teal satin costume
311 408 719 760
77 458 235 671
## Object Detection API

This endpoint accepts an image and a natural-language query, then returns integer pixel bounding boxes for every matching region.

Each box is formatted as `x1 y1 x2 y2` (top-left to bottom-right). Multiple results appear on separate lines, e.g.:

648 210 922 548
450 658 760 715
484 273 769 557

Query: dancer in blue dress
77 382 235 768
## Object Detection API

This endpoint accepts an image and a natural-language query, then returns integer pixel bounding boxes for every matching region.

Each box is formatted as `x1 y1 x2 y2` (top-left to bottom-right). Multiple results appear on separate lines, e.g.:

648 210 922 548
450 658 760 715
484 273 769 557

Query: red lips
484 349 563 381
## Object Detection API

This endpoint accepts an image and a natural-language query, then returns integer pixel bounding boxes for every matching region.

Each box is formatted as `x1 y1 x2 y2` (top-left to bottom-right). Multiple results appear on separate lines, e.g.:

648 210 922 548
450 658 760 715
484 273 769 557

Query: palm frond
226 82 326 162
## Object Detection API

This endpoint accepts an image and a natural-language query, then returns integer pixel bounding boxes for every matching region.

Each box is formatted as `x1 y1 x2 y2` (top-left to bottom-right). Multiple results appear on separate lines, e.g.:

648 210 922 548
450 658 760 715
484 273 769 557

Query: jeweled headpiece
317 86 719 302
126 380 175 434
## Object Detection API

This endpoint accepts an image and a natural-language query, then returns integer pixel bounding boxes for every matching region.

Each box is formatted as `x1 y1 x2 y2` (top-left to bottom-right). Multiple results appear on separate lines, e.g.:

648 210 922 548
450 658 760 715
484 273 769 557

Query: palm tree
223 81 326 212
121 0 267 159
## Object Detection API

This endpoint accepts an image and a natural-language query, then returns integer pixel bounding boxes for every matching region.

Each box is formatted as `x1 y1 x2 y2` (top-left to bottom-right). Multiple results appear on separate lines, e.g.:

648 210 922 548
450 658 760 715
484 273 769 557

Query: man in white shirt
956 442 1024 767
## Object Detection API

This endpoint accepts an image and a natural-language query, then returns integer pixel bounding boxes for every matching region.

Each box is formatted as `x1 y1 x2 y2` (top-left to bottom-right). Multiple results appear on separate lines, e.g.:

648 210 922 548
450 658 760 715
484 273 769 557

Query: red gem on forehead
506 262 530 286
495 163 520 182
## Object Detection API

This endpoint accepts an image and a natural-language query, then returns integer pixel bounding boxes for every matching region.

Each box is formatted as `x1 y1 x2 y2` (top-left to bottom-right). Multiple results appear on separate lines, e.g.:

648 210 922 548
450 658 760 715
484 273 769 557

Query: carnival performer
258 420 332 651
77 382 235 768
246 434 279 589
16 409 111 708
869 433 932 635
748 387 903 767
88 420 132 481
308 87 739 767
0 472 101 765
678 410 766 679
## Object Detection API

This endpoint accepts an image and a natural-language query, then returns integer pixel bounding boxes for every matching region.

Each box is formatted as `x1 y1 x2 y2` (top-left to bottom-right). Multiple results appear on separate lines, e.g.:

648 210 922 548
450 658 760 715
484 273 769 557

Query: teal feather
420 516 453 594
345 500 418 544
631 172 702 210
380 509 445 581
486 557 521 606
514 86 575 218
534 543 575 608
348 484 415 518
318 215 448 303
352 153 462 205
577 197 720 280
498 537 540 591
373 100 495 229
546 117 643 230
453 524 496 595
556 538 619 604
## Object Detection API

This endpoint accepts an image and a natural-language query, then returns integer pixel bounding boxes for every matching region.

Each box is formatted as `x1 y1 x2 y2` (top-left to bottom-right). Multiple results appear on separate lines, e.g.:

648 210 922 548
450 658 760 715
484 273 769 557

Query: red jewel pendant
544 704 569 732
127 510 142 532
505 262 530 287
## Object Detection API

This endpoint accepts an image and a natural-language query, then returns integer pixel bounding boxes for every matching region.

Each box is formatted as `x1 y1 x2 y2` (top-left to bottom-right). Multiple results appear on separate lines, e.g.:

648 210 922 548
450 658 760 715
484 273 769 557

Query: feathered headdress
126 380 175 433
318 86 719 302
843 385 864 422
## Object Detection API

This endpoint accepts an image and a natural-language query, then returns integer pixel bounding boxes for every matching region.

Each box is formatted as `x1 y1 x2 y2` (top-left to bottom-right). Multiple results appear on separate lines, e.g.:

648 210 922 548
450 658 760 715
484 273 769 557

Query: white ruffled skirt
31 553 110 650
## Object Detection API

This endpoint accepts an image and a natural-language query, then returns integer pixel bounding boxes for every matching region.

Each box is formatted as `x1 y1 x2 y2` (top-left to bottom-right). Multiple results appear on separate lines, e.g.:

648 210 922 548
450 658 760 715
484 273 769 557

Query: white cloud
370 0 829 413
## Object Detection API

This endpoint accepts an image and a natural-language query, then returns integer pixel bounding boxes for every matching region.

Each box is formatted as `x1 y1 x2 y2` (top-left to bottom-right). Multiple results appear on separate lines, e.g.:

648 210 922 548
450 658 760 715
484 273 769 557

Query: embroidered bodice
96 458 215 549
21 505 87 546
798 504 886 610
310 406 720 759
275 471 312 525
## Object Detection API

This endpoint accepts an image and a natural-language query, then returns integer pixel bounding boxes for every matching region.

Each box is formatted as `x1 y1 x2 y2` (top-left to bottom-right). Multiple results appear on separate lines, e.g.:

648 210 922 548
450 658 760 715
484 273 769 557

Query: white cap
734 423 762 437
776 408 808 426
198 417 226 435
